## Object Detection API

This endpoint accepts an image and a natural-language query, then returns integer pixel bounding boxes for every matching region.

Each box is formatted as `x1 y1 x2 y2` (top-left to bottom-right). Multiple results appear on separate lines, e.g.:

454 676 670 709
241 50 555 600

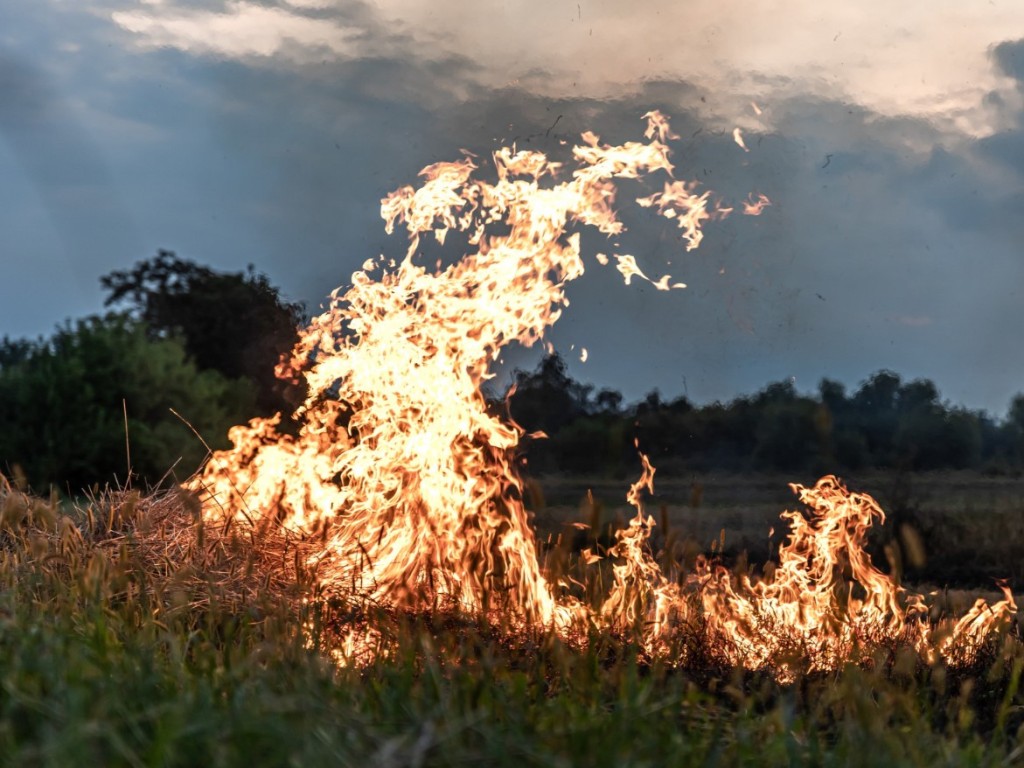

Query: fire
190 112 1015 675
608 472 1016 674
743 192 771 216
732 126 749 152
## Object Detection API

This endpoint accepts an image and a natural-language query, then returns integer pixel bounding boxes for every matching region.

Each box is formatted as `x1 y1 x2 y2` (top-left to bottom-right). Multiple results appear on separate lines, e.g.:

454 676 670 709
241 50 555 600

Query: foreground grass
4 603 1023 767
2 484 1023 766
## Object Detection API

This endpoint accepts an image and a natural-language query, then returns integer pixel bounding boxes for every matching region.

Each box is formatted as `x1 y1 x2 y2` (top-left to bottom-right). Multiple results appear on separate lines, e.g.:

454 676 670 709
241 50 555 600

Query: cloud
110 0 1024 138
102 4 1024 411
894 316 932 328
992 38 1024 82
0 40 145 334
111 1 362 59
284 0 335 9
0 51 137 237
181 54 1017 409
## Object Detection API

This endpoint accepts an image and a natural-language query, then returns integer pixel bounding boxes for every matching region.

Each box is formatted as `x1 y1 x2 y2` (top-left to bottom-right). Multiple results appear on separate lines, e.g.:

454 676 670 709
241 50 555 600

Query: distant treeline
4 252 1023 493
508 354 1024 477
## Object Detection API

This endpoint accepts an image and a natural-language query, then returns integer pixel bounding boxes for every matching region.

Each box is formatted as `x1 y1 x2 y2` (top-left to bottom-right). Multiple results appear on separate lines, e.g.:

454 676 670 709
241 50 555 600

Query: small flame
743 193 772 216
614 254 646 285
733 127 749 152
637 180 712 251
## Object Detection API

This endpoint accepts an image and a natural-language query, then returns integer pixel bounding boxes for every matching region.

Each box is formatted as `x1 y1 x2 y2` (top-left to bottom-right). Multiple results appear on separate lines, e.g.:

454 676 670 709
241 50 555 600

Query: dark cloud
190 58 1021 411
992 38 1024 82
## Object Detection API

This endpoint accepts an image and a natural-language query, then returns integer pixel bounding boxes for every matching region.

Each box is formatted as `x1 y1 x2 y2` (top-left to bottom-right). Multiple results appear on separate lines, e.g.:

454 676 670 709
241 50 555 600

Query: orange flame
191 112 1014 674
600 469 1016 676
743 192 772 216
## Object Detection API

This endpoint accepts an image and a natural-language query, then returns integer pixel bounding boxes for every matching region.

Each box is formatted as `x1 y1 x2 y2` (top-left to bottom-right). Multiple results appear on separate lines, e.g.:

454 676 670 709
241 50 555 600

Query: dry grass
4 469 1021 657
0 473 313 631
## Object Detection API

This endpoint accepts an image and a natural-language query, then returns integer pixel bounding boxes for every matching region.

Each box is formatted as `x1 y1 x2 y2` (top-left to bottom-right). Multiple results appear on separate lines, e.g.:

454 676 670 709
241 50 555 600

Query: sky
2 0 1024 416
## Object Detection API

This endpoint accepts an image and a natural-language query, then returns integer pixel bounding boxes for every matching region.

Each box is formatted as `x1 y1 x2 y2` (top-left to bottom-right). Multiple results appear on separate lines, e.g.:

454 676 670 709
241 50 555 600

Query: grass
2 477 1024 766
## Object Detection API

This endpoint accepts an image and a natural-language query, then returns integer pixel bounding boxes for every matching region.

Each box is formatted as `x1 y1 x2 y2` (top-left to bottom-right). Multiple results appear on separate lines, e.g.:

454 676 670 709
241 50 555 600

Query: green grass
2 481 1024 767
3 600 1023 767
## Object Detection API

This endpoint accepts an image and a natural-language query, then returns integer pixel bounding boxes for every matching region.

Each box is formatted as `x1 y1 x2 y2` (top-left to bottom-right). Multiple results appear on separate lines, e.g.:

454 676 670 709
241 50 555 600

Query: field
2 472 1023 766
532 470 1024 589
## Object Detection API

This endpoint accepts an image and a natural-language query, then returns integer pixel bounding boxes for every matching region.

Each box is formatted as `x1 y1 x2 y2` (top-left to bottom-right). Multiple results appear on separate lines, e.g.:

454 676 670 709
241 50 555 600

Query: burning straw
0 474 314 631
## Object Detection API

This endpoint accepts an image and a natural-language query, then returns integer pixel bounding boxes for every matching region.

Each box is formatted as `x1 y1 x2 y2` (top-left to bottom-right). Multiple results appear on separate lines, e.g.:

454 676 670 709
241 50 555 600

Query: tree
750 382 822 472
593 387 624 416
509 353 591 436
0 313 254 492
818 378 866 468
101 250 305 415
1003 394 1024 466
851 371 903 466
818 378 848 414
893 406 979 470
0 336 33 369
896 379 939 414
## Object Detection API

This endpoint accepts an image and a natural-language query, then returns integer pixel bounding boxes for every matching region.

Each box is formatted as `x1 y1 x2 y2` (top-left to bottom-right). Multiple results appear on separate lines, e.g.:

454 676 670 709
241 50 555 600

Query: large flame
191 113 1014 674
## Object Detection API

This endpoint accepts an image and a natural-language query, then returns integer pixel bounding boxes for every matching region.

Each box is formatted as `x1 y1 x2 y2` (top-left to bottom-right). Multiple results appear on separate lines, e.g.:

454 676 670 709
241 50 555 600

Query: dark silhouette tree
505 353 1017 476
508 353 600 473
750 381 823 472
850 370 903 466
1004 395 1024 466
0 336 33 369
101 250 305 415
510 353 592 435
593 387 624 416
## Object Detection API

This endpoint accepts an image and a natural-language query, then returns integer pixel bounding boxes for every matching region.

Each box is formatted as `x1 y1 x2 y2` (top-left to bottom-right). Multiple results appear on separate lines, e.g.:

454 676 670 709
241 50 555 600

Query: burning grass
2 476 1024 765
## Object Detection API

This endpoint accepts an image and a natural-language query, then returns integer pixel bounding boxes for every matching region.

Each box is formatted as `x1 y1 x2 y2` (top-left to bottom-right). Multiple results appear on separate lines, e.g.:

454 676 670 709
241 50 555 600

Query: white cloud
283 0 335 8
342 1 1024 135
112 1 360 59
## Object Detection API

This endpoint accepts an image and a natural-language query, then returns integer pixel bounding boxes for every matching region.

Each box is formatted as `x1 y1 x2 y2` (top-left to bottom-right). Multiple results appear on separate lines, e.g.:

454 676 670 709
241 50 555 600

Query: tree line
508 354 1024 477
3 252 1023 493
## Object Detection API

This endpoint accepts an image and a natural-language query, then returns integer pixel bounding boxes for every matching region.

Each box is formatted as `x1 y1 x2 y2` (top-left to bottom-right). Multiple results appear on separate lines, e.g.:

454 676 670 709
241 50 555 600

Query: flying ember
190 112 1014 676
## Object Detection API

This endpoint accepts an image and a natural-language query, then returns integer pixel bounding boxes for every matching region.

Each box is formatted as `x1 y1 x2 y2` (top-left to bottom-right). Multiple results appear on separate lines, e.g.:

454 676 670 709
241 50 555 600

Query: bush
0 314 255 492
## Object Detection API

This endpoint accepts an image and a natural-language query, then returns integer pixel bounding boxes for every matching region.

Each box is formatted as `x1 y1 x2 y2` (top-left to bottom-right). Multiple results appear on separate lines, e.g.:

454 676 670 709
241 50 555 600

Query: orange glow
190 112 1014 675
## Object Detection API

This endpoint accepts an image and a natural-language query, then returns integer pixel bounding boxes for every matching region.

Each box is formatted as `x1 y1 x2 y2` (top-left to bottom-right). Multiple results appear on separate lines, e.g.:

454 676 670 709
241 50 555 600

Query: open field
530 471 1024 590
2 476 1024 766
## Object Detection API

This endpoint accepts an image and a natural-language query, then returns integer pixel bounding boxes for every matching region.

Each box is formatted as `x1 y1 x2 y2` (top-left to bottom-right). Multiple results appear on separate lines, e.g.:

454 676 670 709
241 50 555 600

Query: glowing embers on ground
189 112 1015 675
